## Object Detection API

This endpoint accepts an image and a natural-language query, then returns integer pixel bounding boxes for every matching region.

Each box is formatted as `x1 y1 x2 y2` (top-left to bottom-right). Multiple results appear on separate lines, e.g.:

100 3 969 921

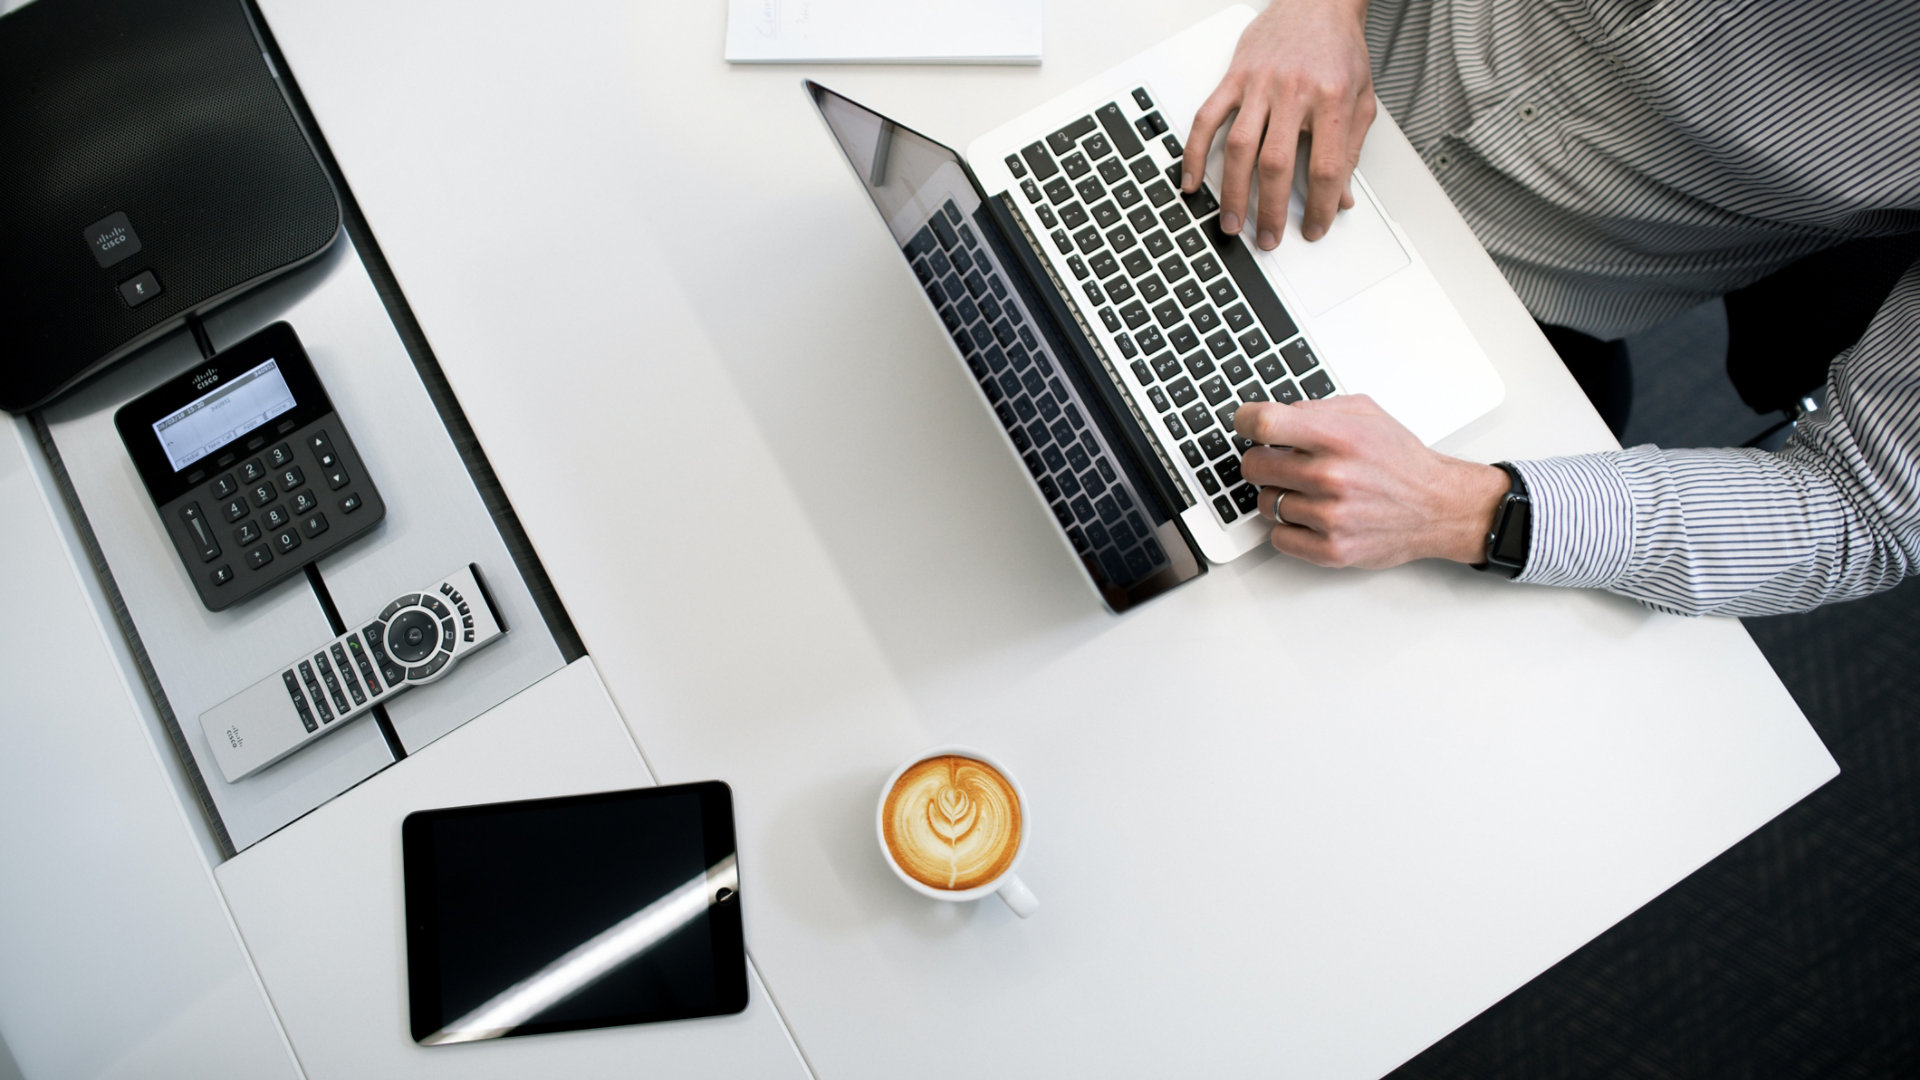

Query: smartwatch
1474 462 1530 579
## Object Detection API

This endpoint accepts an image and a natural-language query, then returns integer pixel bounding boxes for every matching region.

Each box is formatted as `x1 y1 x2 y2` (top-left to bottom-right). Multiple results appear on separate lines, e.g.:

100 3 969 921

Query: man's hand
1234 396 1510 568
1183 0 1376 250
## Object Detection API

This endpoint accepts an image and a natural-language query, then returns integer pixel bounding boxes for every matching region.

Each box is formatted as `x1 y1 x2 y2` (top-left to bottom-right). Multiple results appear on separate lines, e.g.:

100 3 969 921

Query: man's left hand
1234 396 1511 568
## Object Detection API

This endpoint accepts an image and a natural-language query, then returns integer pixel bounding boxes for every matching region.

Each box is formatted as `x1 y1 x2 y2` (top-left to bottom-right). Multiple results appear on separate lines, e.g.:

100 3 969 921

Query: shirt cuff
1509 454 1638 589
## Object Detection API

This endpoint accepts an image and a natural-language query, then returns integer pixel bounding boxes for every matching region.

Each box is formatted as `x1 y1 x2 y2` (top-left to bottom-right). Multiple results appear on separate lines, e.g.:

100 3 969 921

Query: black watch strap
1474 462 1530 579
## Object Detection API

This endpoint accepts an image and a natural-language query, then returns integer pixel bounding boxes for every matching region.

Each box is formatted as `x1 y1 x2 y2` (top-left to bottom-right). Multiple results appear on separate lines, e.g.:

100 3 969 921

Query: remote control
201 564 507 782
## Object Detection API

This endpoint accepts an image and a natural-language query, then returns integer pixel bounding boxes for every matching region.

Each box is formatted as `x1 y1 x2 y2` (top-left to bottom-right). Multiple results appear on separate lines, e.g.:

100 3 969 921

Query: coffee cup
876 746 1037 918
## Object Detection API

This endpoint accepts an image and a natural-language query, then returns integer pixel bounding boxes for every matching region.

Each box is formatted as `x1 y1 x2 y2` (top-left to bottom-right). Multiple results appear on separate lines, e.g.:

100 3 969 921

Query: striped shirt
1363 0 1920 615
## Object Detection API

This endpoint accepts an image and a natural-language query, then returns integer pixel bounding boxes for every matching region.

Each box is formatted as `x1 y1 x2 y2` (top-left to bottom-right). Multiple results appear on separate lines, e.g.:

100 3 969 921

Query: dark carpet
1389 302 1920 1079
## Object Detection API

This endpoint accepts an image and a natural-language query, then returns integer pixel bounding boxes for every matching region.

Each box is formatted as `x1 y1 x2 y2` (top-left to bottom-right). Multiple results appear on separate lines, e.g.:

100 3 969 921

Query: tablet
402 782 747 1044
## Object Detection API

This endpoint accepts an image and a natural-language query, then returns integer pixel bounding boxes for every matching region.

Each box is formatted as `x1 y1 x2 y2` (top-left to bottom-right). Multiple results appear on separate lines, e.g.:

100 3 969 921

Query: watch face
1491 496 1531 567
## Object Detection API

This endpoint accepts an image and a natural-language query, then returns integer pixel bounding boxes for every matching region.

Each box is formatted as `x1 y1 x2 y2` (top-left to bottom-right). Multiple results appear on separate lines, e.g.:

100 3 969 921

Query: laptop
808 5 1503 613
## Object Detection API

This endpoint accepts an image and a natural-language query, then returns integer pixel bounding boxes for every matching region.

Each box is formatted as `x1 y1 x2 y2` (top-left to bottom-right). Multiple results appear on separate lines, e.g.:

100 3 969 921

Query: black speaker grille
0 0 340 411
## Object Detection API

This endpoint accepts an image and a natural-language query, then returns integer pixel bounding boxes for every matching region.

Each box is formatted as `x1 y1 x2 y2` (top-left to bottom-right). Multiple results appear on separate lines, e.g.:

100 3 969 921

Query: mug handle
996 873 1039 918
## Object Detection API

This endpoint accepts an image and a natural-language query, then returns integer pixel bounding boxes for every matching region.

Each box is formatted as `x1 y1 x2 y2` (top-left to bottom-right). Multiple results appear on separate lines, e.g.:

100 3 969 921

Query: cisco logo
94 225 129 254
192 368 219 391
81 211 142 269
225 725 244 749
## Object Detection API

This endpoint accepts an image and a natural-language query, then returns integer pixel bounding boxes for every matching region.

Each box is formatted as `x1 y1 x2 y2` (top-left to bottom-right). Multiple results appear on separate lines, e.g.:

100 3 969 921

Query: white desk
0 1 1838 1077
247 1 1838 1077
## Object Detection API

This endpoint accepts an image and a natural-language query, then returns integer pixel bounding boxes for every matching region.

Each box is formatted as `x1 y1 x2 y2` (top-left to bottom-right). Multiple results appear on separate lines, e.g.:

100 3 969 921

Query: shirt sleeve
1507 258 1920 617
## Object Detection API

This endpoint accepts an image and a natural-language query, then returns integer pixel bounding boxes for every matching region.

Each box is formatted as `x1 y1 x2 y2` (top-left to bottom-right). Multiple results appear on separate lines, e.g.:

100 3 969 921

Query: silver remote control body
201 564 508 782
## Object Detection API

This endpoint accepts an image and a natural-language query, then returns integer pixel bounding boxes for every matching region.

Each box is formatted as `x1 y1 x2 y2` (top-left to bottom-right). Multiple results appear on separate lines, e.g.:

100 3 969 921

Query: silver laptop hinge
995 194 1196 510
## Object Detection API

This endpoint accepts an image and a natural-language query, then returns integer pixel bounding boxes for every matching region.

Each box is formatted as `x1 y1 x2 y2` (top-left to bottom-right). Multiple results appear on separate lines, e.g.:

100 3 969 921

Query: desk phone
114 322 385 611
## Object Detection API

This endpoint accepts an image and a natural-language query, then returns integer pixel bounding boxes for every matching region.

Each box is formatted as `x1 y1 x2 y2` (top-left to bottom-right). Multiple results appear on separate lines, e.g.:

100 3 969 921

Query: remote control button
339 492 363 514
457 602 470 616
284 672 317 733
179 503 220 562
386 609 439 663
220 496 249 523
347 635 384 696
247 545 273 570
379 594 420 621
302 512 328 539
263 504 291 530
408 653 451 682
210 564 233 587
275 529 301 555
266 443 295 468
423 597 451 620
308 430 333 456
250 480 277 508
209 474 237 499
299 661 332 722
331 643 367 706
290 489 318 515
441 622 457 652
239 459 266 484
234 520 261 545
325 465 350 491
315 653 349 714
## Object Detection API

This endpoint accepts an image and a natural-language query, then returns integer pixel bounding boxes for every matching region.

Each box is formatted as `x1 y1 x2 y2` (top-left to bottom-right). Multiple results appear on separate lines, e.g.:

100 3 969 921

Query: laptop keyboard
905 201 1173 588
1002 86 1340 527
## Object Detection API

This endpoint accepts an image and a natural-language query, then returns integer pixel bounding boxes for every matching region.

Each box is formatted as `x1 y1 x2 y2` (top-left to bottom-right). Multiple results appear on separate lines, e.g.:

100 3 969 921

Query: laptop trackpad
1246 171 1409 317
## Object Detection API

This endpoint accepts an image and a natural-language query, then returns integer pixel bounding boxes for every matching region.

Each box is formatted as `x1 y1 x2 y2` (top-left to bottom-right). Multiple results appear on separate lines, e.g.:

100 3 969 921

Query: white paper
725 0 1042 64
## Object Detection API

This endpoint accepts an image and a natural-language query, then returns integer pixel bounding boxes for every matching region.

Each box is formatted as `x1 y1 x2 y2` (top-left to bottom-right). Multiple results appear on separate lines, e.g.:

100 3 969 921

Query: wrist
1438 462 1511 564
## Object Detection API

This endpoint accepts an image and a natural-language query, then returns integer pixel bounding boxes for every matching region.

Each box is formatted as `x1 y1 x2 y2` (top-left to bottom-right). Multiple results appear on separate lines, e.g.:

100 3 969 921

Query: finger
1340 176 1354 211
1300 109 1351 242
1261 488 1332 531
1235 400 1341 451
1267 519 1340 566
1252 108 1306 250
1216 97 1269 237
1239 445 1314 489
1184 85 1239 194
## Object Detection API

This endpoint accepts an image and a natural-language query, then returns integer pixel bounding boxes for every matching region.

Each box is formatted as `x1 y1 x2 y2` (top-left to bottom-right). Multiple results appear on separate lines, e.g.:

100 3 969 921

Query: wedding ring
1272 490 1290 526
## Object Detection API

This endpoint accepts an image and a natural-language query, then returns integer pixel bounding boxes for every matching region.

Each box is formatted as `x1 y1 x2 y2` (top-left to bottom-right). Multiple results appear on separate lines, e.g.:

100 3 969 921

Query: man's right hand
1182 0 1376 250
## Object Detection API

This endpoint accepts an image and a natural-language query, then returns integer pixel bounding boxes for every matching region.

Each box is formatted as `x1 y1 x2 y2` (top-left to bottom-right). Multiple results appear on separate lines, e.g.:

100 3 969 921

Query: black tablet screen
403 782 746 1044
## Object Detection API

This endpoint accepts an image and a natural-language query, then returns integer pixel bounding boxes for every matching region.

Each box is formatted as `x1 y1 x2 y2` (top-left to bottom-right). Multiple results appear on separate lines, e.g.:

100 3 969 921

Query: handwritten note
725 0 1042 64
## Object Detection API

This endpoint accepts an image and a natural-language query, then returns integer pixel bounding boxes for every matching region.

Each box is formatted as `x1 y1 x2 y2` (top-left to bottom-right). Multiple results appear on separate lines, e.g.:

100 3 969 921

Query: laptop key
1045 178 1074 205
1120 250 1151 278
1191 305 1220 333
1051 229 1074 254
1282 339 1319 375
1145 181 1175 208
1182 186 1220 217
1048 115 1097 155
1147 386 1171 412
1131 359 1155 385
1136 326 1166 353
1113 181 1142 208
1096 102 1145 158
1089 251 1120 279
1100 307 1122 332
1163 204 1193 233
1169 325 1201 355
1051 501 1074 528
1174 280 1207 309
1132 87 1153 110
1116 332 1137 358
1182 403 1214 434
1196 469 1221 495
1179 440 1204 467
1120 302 1151 329
1200 375 1231 405
1216 402 1241 431
1021 142 1060 180
1095 457 1117 484
1213 494 1239 522
1076 176 1107 203
1240 328 1271 356
1159 254 1189 283
1192 253 1223 281
1061 152 1090 179
931 213 959 249
1302 371 1337 399
1105 277 1135 304
1107 225 1137 252
1143 231 1174 258
1067 254 1089 279
1138 275 1168 304
1067 443 1092 473
964 271 988 298
1272 379 1303 404
1152 299 1183 328
1151 352 1183 381
1167 377 1198 407
1222 303 1253 331
1021 179 1042 203
1163 133 1183 158
1036 204 1058 228
1081 465 1107 500
1042 444 1067 472
1073 226 1104 254
1127 205 1158 234
1222 357 1254 385
1091 201 1122 229
1232 483 1260 514
1096 155 1125 182
1215 457 1244 489
1005 154 1027 178
1176 229 1209 257
1163 411 1187 438
1129 157 1159 184
1058 470 1082 498
1095 494 1123 524
1209 227 1301 343
1060 203 1089 230
1198 429 1231 459
1254 353 1285 383
1206 330 1236 358
1239 382 1270 403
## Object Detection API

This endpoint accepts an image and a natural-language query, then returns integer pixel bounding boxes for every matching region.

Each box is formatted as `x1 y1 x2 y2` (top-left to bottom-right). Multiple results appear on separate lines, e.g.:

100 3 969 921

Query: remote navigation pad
200 564 507 782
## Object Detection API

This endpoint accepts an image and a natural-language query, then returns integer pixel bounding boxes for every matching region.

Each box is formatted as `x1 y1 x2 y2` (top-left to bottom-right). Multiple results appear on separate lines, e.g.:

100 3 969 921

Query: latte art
882 755 1022 891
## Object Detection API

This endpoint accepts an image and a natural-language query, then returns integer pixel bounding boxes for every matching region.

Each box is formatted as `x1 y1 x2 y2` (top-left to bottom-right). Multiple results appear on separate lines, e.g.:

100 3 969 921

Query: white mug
875 745 1038 918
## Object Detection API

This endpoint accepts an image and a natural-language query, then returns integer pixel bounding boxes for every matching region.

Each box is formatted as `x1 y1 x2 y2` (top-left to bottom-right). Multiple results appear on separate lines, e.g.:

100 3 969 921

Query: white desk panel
0 418 299 1080
214 658 811 1080
256 1 1838 1077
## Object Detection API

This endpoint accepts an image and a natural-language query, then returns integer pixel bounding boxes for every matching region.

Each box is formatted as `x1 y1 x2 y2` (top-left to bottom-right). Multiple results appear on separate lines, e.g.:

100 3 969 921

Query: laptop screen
808 82 1204 611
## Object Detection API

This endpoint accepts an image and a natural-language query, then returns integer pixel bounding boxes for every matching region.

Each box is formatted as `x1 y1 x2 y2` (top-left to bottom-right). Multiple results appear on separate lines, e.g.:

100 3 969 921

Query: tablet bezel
402 781 747 1044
